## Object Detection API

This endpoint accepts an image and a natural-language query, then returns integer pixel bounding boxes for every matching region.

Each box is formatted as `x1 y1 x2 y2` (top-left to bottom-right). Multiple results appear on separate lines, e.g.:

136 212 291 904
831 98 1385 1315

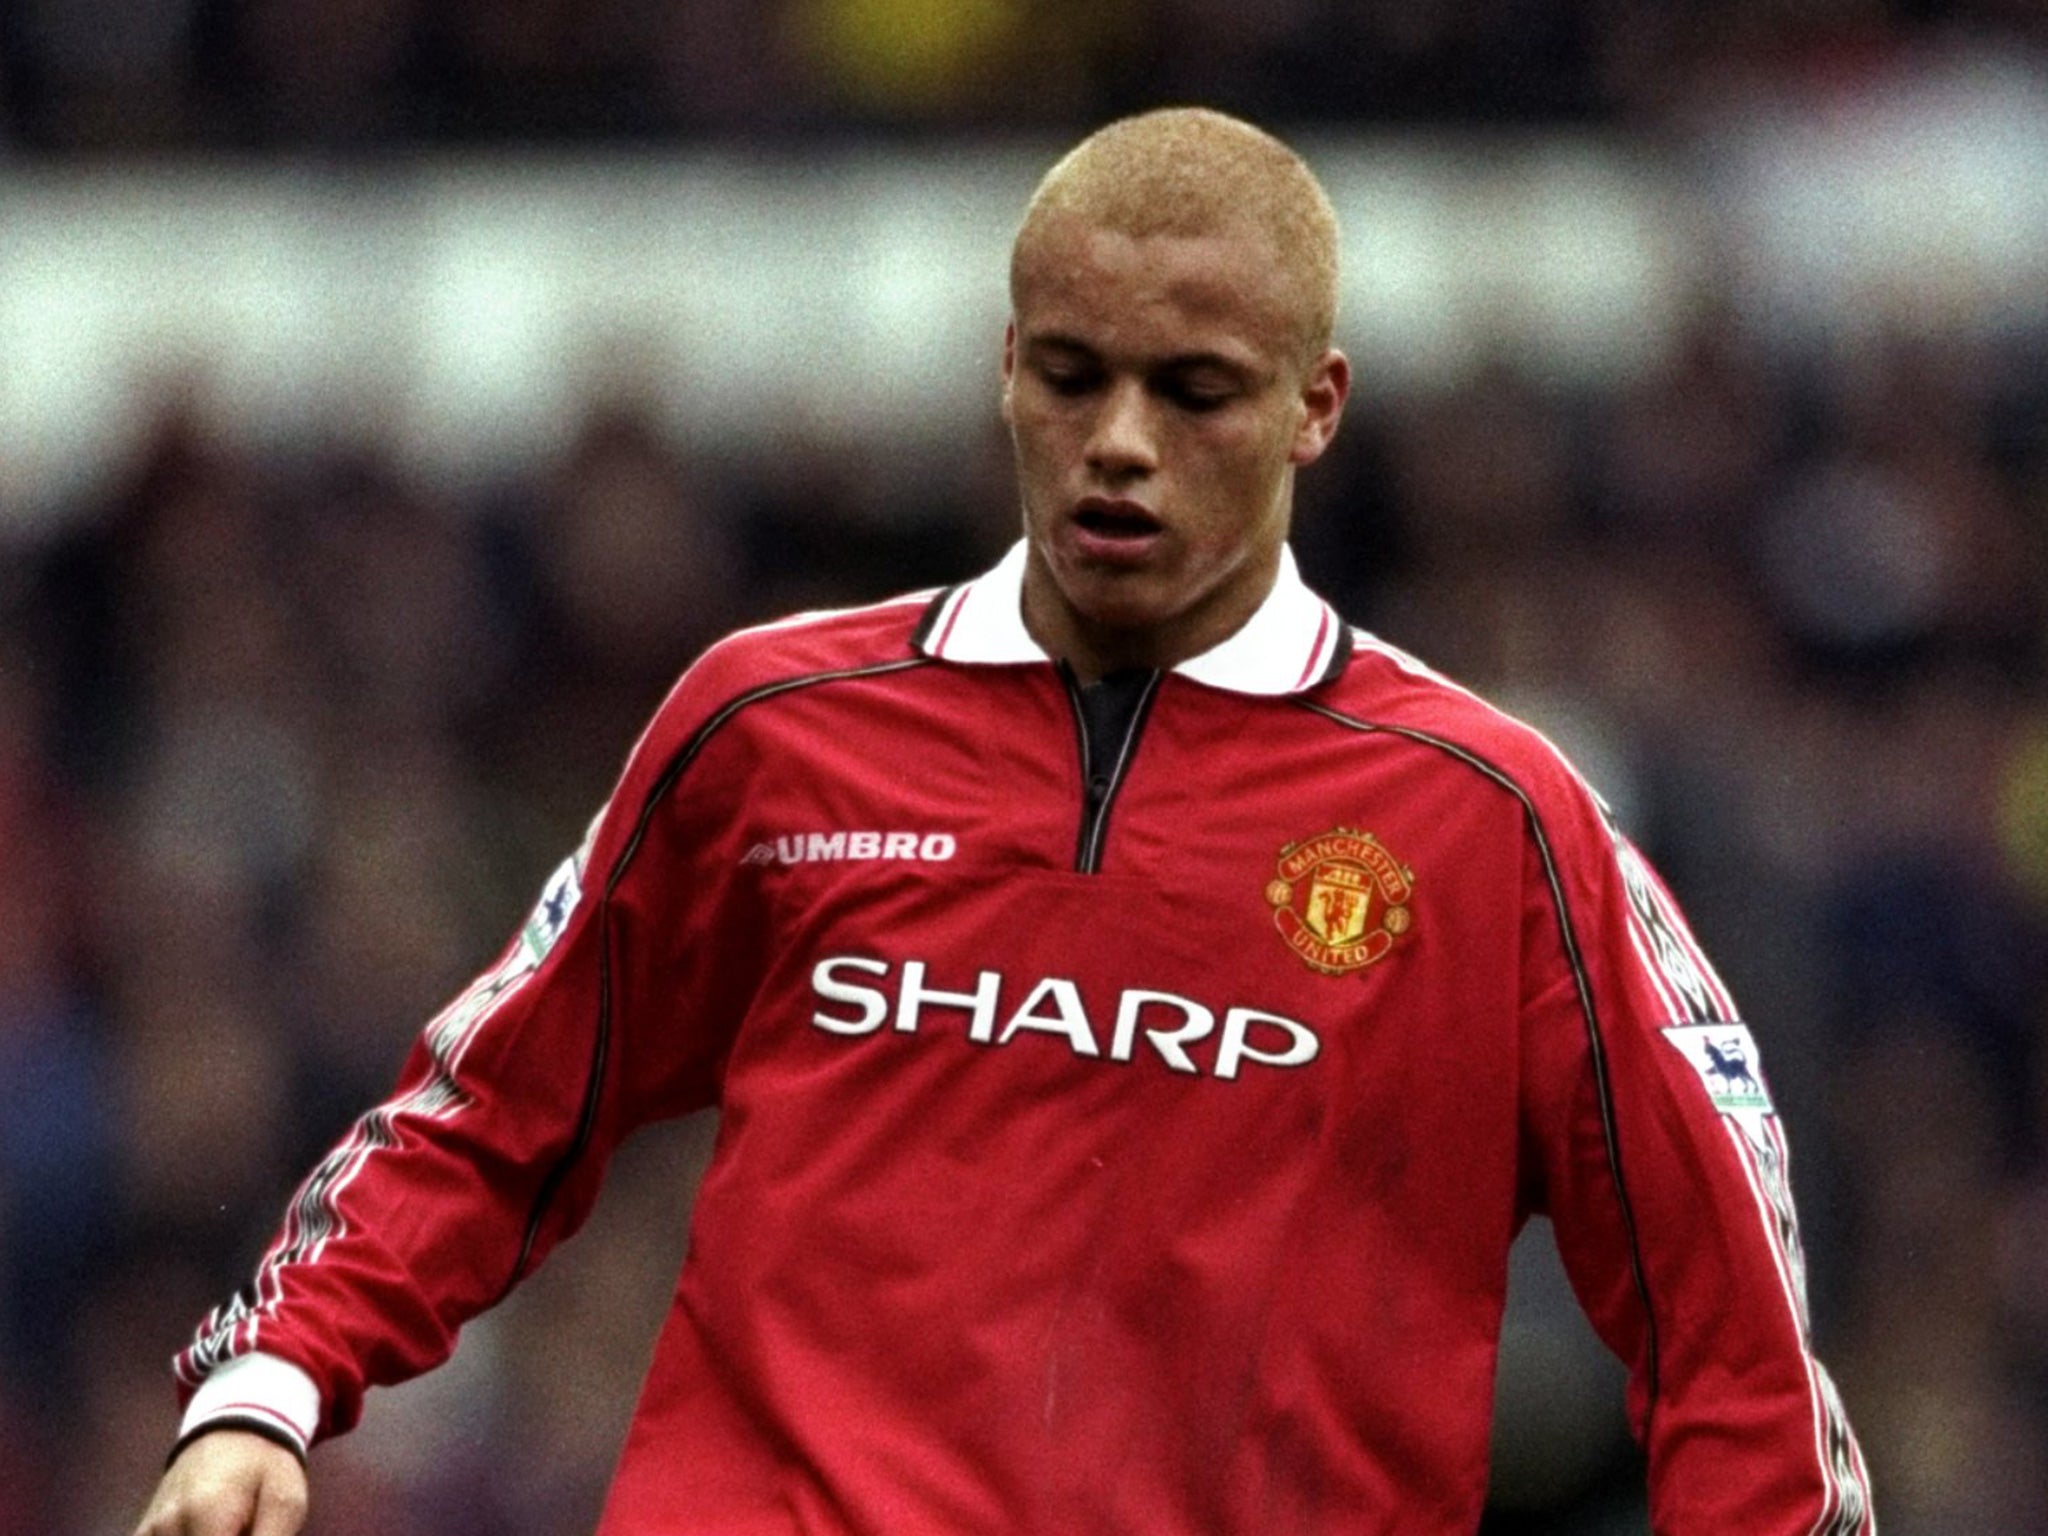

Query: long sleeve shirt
175 542 1875 1534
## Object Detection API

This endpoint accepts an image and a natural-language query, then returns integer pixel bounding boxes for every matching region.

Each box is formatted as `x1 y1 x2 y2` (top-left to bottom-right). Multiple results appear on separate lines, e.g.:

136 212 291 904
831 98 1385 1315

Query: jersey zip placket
1058 665 1163 873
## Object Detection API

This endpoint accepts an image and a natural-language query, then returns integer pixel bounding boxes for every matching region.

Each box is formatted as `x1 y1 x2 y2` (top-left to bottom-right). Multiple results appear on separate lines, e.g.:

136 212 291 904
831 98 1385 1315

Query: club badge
1265 828 1415 976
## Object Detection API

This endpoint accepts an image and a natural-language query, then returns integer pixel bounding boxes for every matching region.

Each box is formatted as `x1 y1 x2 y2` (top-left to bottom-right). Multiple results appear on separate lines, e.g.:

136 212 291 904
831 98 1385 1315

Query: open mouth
1073 500 1162 541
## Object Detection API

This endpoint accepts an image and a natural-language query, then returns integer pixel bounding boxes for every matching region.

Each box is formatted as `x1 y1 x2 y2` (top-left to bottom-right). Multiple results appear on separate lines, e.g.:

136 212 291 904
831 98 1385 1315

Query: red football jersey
176 544 1874 1533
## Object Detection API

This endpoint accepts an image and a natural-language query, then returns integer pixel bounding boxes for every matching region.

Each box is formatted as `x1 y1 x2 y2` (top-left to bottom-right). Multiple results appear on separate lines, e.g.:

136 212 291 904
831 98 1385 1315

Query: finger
133 1489 248 1536
132 1483 231 1536
248 1468 310 1536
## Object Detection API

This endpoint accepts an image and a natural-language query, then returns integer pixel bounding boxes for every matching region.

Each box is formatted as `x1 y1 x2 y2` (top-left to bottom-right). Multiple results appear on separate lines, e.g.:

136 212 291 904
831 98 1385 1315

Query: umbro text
743 831 958 866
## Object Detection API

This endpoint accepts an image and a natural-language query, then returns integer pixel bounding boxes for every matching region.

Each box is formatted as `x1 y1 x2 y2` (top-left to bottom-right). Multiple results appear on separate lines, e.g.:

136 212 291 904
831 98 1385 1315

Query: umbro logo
742 831 959 867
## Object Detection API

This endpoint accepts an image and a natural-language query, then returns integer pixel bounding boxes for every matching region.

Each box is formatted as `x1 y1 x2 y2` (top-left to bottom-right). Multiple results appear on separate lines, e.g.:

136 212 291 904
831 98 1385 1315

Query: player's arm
160 814 634 1458
154 646 753 1481
1516 783 1875 1533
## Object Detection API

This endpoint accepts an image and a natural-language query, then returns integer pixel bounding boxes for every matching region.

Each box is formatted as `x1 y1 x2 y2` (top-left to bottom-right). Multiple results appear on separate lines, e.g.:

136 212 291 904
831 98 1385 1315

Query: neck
1020 542 1284 683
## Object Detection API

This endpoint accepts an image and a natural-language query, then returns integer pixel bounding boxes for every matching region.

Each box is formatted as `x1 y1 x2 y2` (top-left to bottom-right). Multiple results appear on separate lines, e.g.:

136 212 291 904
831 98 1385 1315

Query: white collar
912 540 1350 696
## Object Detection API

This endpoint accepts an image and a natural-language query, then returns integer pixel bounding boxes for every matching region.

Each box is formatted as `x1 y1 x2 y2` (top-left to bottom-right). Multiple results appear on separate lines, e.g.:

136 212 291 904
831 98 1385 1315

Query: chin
1062 577 1175 632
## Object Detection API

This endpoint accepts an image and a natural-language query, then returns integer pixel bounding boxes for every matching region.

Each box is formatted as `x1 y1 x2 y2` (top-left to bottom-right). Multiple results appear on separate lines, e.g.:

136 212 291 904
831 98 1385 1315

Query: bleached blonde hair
1012 107 1341 362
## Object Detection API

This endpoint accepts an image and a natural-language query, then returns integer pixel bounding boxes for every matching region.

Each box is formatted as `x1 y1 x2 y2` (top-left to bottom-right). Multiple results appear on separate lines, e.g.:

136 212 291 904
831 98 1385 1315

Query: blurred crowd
4 305 2048 1532
2 0 2048 152
6 1 2048 1533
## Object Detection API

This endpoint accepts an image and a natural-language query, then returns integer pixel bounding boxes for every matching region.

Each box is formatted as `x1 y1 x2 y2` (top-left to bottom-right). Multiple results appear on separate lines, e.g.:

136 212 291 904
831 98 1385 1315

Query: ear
1288 348 1350 467
1000 321 1018 427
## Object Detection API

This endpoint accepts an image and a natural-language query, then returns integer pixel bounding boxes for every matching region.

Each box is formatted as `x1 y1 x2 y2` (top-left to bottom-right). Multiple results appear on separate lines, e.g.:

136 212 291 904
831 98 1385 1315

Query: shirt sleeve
1515 777 1876 1534
170 662 740 1448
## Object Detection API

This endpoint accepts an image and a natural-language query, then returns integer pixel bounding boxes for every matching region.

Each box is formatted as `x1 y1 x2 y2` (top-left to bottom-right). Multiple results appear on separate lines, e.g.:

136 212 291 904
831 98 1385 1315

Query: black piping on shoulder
1289 696 1664 1435
504 655 936 1293
910 585 964 652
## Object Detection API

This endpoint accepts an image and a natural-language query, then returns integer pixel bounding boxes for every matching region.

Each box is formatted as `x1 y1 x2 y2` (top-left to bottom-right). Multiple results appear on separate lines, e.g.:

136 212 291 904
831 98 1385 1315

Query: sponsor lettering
810 956 1319 1081
742 831 958 867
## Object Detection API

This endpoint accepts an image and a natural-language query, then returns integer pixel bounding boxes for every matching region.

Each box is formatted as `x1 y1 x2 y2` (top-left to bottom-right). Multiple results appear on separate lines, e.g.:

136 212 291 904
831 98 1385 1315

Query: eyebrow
1020 332 1099 360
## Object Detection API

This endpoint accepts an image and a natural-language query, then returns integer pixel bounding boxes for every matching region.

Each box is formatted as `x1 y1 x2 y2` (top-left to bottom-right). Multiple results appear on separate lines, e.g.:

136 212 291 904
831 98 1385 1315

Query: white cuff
180 1351 322 1456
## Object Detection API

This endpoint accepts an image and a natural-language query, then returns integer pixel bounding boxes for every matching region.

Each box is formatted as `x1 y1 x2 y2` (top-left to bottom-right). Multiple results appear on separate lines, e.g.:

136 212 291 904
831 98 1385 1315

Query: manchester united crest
1265 828 1415 976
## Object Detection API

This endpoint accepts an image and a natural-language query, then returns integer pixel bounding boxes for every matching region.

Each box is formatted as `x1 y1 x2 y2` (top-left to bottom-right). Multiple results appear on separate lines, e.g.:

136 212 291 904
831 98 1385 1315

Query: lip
1067 496 1166 565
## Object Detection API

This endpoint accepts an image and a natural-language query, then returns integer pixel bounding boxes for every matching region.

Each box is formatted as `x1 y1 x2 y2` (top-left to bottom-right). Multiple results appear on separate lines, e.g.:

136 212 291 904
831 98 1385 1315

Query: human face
1003 215 1348 678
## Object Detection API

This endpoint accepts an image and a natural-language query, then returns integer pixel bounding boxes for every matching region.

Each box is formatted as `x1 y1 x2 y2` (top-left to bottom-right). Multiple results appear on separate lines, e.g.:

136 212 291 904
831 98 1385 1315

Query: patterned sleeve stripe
1308 661 1865 1524
1810 1363 1877 1536
1760 1117 1815 1331
1619 900 1692 1026
1722 1121 1812 1336
1721 1107 1875 1534
1644 860 1738 1019
178 915 558 1378
1611 838 1737 1024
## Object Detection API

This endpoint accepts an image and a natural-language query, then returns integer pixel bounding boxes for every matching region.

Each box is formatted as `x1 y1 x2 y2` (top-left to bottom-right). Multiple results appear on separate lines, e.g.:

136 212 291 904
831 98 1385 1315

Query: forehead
1011 216 1300 365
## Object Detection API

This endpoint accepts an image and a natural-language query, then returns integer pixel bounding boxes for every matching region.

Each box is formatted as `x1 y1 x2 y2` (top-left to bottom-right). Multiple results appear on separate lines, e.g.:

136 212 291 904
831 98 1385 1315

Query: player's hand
132 1430 309 1536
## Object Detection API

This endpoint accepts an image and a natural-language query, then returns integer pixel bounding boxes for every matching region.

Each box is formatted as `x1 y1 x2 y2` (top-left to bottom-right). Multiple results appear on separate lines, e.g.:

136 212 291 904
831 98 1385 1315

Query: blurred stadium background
4 1 2048 1531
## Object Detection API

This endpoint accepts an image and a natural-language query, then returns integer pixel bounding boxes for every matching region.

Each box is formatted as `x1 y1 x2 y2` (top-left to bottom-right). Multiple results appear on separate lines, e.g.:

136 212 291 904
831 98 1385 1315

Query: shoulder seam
1337 629 1620 813
608 656 936 897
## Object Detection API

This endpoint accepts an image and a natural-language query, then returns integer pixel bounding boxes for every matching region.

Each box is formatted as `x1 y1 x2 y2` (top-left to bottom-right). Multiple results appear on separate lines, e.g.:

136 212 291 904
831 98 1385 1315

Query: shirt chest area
681 667 1527 1080
711 666 1507 877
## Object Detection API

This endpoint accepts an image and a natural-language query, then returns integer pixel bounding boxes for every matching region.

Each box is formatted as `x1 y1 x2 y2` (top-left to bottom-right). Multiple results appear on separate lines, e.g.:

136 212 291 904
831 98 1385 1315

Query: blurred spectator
230 0 419 148
1827 1020 2048 1532
10 0 201 148
644 0 812 134
1592 305 1787 558
4 0 2044 147
9 10 2048 1528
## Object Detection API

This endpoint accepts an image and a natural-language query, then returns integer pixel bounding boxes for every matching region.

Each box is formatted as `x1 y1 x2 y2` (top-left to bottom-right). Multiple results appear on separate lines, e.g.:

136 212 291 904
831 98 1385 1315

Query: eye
1036 363 1100 397
1159 377 1235 413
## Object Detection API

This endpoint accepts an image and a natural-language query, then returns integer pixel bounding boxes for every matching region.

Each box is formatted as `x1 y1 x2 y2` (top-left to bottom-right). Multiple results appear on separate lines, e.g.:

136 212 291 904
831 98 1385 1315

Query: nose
1084 380 1158 479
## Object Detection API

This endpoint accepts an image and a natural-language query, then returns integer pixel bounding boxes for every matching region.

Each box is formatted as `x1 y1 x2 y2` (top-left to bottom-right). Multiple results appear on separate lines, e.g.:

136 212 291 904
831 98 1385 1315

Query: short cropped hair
1012 107 1341 361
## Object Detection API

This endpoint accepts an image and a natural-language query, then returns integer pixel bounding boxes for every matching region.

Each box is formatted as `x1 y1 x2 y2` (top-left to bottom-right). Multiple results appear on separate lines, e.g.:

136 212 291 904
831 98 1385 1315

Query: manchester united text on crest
1265 828 1416 976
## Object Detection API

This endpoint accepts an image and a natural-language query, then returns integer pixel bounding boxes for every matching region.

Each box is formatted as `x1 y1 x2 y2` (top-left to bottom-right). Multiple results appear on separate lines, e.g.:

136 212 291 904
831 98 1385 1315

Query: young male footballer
137 108 1874 1535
